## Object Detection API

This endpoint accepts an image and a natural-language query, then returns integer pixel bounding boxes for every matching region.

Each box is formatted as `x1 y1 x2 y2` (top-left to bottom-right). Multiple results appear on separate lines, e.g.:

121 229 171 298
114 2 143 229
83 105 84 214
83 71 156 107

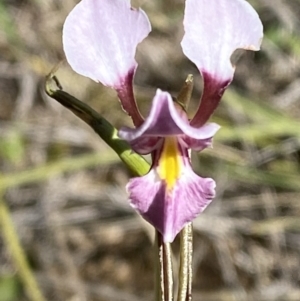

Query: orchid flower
63 0 263 242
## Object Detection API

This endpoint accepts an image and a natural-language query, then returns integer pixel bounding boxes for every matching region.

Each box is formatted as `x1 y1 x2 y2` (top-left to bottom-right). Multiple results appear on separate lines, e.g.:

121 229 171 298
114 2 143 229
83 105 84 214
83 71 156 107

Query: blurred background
1 0 300 300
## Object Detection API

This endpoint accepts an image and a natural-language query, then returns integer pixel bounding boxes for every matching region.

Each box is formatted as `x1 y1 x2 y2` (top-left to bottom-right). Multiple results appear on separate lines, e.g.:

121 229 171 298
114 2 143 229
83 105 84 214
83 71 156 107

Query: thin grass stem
0 194 46 301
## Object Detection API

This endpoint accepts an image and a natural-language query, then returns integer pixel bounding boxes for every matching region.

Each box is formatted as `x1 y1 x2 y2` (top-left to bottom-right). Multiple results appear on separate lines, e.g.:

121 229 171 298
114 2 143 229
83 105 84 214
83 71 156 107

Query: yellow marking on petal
158 137 182 191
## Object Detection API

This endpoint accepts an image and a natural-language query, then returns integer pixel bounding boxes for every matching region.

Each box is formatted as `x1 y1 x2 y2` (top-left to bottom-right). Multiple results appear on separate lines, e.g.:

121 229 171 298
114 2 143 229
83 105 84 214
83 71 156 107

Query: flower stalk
178 223 193 301
156 231 174 301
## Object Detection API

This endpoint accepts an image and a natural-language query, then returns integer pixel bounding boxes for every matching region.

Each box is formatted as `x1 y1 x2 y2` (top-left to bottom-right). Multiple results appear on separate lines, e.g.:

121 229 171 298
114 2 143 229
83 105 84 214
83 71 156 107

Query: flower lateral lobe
63 0 151 87
63 0 151 126
182 0 263 82
181 0 263 127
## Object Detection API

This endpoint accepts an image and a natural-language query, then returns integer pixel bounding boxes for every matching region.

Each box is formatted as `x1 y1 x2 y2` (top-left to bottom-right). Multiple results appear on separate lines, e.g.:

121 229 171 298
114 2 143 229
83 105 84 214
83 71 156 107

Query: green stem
155 232 162 301
164 242 173 301
45 71 149 177
178 223 193 301
156 231 173 301
0 194 46 301
186 223 193 301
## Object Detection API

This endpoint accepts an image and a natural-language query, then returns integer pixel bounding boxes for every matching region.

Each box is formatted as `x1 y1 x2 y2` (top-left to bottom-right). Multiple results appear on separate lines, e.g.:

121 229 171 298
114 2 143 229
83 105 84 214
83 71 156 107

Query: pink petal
128 163 215 243
179 136 213 152
63 0 150 86
182 0 262 82
129 137 162 155
181 0 263 127
63 0 151 126
190 73 230 127
118 89 220 141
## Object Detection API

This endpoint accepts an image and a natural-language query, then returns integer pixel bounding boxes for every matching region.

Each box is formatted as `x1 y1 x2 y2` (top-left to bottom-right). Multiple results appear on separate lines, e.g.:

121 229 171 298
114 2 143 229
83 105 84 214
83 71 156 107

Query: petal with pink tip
118 89 220 141
63 0 150 87
128 163 215 242
181 0 263 127
181 0 263 82
63 0 151 126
